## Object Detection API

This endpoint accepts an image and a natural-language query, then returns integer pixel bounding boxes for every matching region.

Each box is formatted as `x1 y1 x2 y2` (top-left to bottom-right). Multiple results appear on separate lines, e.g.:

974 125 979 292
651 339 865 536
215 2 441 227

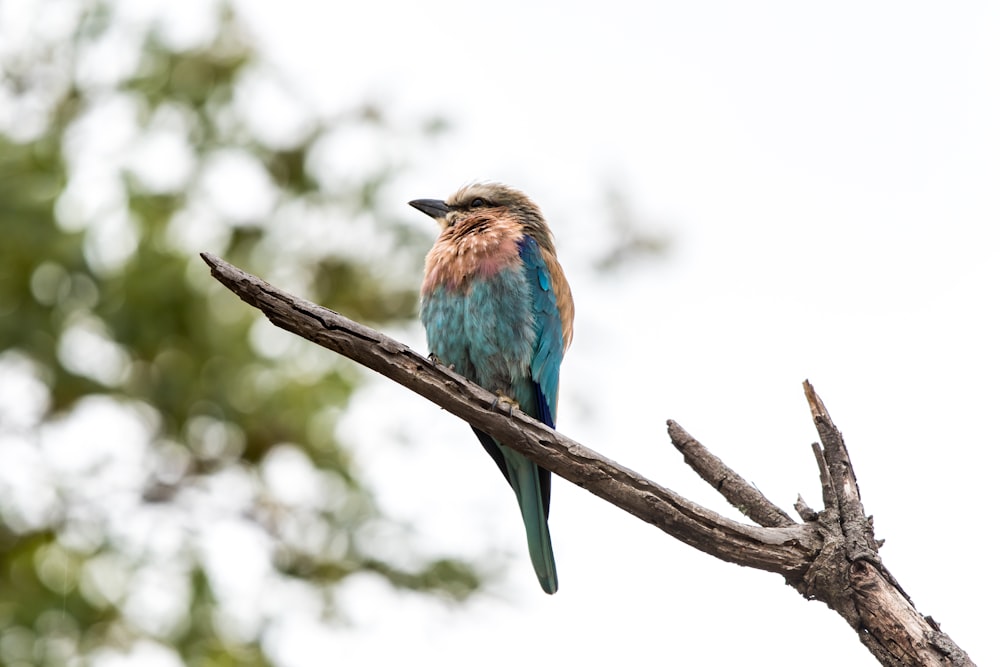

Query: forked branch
201 252 974 667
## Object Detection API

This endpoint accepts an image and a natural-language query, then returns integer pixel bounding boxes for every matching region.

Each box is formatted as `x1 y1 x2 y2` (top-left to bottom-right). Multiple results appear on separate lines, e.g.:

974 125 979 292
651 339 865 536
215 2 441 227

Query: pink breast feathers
423 218 524 293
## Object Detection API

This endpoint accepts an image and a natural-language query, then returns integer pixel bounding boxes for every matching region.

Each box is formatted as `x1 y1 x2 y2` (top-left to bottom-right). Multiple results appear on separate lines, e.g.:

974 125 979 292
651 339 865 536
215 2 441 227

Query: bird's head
409 183 555 254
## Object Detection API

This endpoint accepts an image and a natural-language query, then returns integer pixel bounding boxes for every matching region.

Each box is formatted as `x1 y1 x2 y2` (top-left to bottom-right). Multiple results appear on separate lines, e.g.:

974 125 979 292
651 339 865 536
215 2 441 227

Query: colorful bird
411 183 574 594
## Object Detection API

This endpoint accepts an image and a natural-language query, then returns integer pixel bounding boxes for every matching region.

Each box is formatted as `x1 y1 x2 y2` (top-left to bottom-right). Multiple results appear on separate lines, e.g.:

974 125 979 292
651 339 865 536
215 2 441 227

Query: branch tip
794 495 819 522
803 379 830 422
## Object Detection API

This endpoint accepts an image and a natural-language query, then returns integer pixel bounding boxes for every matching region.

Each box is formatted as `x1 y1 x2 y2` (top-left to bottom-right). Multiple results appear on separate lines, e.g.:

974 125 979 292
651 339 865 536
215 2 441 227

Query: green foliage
0 2 477 664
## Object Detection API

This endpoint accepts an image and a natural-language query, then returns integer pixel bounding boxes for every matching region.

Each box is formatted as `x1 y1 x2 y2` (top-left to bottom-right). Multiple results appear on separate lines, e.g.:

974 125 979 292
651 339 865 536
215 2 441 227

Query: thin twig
667 420 795 528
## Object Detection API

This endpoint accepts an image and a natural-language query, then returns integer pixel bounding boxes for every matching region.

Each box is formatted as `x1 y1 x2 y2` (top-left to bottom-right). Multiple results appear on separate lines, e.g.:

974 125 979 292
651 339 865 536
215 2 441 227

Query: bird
411 182 574 594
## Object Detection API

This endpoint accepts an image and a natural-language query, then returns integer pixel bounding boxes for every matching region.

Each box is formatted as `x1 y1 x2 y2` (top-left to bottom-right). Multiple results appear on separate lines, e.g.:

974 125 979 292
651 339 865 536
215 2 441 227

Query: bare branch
805 381 880 563
201 253 975 667
667 419 795 528
199 252 816 576
800 381 971 666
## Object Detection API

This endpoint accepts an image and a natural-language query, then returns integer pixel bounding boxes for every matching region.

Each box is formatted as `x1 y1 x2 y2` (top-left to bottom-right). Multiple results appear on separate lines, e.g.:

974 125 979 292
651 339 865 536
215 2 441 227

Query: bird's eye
470 197 487 208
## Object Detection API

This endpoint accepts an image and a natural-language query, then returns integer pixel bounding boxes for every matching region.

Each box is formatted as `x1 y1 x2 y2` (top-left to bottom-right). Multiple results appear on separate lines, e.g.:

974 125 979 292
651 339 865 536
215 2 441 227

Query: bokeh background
1 1 997 665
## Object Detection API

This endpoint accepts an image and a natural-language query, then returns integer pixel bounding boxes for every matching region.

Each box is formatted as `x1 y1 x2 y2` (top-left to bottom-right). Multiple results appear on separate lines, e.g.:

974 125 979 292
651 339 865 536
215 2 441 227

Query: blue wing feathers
517 236 564 429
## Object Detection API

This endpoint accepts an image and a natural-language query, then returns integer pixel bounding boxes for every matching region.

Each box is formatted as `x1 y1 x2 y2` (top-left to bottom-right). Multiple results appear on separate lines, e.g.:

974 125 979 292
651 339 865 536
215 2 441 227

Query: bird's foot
491 392 519 416
428 353 455 370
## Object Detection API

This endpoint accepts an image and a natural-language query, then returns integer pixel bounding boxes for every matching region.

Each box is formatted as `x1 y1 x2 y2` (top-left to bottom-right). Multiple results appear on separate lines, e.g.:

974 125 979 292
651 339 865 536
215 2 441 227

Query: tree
0 2 475 665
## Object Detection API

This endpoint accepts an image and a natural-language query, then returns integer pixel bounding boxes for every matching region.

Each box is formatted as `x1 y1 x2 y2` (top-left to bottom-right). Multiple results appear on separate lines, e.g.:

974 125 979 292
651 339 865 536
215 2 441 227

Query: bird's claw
491 392 519 416
428 353 455 370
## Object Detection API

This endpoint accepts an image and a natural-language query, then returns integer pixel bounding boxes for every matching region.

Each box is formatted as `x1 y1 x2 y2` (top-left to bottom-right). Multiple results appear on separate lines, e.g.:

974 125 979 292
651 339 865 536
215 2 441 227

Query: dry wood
201 252 974 667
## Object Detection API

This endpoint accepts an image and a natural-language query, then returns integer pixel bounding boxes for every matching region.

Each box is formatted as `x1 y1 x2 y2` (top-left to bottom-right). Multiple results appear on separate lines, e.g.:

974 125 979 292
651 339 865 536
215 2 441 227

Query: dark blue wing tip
535 382 556 429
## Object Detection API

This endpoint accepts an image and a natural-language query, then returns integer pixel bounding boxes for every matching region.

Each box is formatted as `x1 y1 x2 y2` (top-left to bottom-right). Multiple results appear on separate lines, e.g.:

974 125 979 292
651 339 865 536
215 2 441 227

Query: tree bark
200 252 975 667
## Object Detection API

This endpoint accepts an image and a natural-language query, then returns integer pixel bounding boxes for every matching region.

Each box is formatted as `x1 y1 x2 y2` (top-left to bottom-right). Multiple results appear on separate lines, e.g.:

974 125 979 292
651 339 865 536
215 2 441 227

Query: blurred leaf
592 184 673 273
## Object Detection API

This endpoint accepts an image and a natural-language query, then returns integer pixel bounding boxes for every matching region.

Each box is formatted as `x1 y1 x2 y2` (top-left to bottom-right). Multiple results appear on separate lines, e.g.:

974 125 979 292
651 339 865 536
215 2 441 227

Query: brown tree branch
200 252 974 667
668 419 796 528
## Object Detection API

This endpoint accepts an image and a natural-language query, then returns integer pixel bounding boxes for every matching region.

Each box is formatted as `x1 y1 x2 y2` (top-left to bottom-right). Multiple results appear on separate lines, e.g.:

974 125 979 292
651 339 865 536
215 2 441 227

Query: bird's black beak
409 198 451 220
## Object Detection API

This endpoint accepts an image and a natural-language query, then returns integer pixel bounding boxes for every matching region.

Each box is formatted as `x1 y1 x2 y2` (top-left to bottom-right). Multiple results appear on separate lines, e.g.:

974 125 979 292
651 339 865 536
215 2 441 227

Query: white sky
4 0 996 664
222 1 1000 665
